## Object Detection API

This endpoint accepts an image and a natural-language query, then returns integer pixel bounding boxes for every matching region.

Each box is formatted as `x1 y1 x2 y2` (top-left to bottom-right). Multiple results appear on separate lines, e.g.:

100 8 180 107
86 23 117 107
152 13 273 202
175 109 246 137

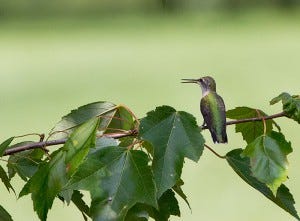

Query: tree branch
201 111 287 130
3 112 287 156
3 129 138 156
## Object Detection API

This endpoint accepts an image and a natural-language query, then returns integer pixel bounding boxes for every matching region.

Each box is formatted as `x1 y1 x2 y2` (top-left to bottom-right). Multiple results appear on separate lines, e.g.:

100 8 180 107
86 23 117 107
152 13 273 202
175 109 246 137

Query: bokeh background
1 1 300 220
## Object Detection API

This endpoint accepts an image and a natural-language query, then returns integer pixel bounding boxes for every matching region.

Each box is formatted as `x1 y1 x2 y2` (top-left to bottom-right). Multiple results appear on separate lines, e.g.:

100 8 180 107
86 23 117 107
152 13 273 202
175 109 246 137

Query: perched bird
182 76 228 143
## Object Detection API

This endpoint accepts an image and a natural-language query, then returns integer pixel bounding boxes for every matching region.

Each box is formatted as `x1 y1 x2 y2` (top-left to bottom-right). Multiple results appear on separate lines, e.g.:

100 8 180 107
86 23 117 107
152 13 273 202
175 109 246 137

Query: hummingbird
181 76 228 143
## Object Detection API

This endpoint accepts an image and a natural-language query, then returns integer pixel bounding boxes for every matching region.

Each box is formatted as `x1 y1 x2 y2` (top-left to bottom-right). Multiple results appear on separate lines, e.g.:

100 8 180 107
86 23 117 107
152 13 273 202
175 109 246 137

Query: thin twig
204 144 226 159
15 133 45 141
201 111 286 130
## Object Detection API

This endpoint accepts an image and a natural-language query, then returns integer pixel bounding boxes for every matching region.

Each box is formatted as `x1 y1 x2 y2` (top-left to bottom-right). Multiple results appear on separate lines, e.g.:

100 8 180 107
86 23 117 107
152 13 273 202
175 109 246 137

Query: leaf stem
255 109 267 135
15 133 45 141
204 144 226 159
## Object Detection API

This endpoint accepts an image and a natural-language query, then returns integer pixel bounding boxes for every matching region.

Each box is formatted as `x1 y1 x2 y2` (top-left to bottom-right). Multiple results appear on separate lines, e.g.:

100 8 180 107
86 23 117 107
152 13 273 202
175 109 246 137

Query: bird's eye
199 78 204 83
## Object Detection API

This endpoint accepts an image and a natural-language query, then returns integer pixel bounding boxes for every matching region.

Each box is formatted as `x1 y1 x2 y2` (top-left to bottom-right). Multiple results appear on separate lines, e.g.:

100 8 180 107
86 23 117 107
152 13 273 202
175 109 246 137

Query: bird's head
182 76 216 94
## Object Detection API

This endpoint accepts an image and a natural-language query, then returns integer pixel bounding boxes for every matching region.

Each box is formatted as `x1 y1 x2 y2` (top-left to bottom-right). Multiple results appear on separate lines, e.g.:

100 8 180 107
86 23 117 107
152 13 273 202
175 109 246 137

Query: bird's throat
201 88 211 98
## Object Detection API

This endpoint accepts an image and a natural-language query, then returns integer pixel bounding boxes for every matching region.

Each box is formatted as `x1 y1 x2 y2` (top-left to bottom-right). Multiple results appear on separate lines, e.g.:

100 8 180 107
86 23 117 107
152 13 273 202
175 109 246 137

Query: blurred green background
1 1 300 221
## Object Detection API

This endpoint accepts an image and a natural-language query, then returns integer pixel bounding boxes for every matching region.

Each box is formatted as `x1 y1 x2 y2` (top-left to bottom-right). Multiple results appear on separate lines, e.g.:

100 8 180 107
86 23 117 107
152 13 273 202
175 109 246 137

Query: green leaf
140 140 154 156
125 189 180 221
19 118 99 221
50 102 117 139
0 165 15 193
270 92 300 123
226 149 299 220
66 146 157 221
89 148 157 221
7 147 44 181
19 151 67 221
152 189 180 221
125 204 149 221
0 205 13 221
64 117 99 177
104 106 135 133
71 190 90 221
0 137 14 156
65 138 119 189
118 137 135 148
172 179 191 210
90 137 119 154
241 131 292 194
226 107 279 143
61 117 100 204
139 106 204 197
50 102 136 141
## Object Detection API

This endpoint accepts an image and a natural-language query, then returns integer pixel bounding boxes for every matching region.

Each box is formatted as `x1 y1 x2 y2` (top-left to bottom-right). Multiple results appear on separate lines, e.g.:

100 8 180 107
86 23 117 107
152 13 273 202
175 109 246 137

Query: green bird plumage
182 76 228 143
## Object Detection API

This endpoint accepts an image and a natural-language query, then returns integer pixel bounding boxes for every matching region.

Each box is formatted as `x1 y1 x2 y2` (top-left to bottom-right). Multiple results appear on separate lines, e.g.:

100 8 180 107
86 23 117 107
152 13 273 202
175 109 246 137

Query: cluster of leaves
270 92 300 123
0 102 204 221
0 92 299 221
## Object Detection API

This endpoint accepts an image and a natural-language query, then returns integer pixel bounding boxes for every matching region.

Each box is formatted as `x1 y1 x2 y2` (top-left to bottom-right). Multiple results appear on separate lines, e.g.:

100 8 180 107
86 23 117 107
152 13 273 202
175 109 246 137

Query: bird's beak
181 78 198 84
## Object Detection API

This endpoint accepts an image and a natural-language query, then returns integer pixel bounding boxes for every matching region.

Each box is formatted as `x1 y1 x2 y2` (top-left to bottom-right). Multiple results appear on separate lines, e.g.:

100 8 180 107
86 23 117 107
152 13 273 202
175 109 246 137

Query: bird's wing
200 97 213 128
216 94 228 143
216 94 226 125
200 93 227 143
200 95 216 142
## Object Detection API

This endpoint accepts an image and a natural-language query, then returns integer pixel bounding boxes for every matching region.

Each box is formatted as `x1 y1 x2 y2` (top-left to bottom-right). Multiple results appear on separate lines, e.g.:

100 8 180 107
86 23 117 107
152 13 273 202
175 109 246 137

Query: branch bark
3 112 287 156
3 129 138 156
